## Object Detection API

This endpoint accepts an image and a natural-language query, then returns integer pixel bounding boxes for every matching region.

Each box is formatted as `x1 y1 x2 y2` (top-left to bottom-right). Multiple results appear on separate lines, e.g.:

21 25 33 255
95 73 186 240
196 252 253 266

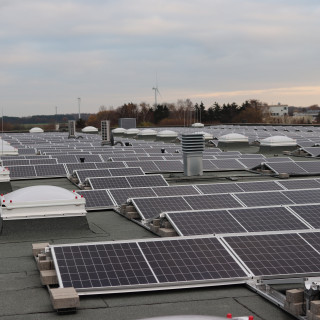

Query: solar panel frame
264 162 307 175
222 233 320 278
233 191 295 207
126 175 169 188
88 176 131 190
75 169 111 184
235 181 284 192
108 187 157 206
108 167 145 177
184 194 243 210
35 164 67 177
152 185 200 197
282 189 320 204
195 183 243 195
7 165 37 179
131 196 192 220
277 179 320 190
76 189 115 210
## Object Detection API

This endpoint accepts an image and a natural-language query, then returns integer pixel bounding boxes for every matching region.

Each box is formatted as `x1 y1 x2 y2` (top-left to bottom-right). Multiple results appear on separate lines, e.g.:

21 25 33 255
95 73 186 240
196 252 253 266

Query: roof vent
68 120 76 139
182 134 204 176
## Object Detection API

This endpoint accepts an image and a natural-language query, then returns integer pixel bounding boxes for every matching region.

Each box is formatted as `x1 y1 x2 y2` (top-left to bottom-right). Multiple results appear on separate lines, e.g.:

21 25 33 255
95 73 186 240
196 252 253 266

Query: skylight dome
194 131 213 140
82 126 98 133
191 123 204 128
1 186 86 220
260 135 297 146
29 127 44 133
138 129 157 136
218 133 249 142
157 130 178 138
112 128 127 133
126 128 140 134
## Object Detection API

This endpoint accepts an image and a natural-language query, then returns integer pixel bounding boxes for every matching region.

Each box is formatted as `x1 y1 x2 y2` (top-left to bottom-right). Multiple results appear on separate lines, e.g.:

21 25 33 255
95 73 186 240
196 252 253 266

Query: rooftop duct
68 120 76 139
182 134 204 176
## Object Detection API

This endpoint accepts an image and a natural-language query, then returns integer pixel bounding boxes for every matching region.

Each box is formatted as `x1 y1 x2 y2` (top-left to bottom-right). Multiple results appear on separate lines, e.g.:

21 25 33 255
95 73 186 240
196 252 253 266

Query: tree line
87 99 268 128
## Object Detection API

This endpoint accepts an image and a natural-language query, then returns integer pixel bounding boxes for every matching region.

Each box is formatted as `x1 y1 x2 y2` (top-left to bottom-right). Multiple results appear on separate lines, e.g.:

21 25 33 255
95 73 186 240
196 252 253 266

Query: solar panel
234 191 294 207
202 160 218 170
289 205 320 228
228 206 309 232
223 233 320 277
35 164 67 177
55 155 78 163
131 196 192 220
277 179 320 190
125 161 160 173
236 181 284 192
283 189 320 204
237 158 264 169
109 187 157 206
299 232 320 252
95 162 126 169
76 190 115 210
76 169 111 184
88 176 131 190
30 158 58 165
152 185 200 197
210 159 245 170
65 163 97 174
184 194 242 210
297 161 320 173
166 210 246 236
7 165 37 179
264 162 307 175
109 167 145 176
301 147 320 157
3 159 30 166
264 157 294 163
154 160 183 172
139 238 248 283
52 242 157 289
195 183 243 195
74 155 103 163
127 175 168 188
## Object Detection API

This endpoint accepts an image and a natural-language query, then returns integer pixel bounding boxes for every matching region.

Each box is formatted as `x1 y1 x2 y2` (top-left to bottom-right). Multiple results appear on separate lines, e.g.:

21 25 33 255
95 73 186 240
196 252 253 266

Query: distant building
293 109 320 122
269 103 290 116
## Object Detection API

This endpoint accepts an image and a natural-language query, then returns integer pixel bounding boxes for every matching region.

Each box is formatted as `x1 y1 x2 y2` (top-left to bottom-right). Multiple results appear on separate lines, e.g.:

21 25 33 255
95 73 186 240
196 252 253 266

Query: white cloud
0 0 319 116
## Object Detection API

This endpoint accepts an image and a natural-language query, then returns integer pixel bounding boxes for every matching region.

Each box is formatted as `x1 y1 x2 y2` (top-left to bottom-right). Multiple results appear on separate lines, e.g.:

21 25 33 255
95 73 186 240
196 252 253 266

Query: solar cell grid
302 147 320 157
132 196 192 220
7 165 37 178
234 191 294 207
127 175 168 188
278 179 320 190
76 169 111 184
65 163 97 174
55 155 78 164
53 243 157 289
184 194 243 210
210 159 245 170
297 161 320 173
195 183 243 195
88 176 130 190
152 185 200 197
166 210 246 236
228 207 309 232
224 233 320 277
35 164 67 177
125 161 160 173
109 187 157 206
76 190 115 209
265 162 307 175
289 205 320 228
109 167 145 176
236 181 284 192
74 155 103 163
154 160 183 172
95 162 126 169
237 158 264 169
283 189 320 204
139 238 247 283
299 232 320 252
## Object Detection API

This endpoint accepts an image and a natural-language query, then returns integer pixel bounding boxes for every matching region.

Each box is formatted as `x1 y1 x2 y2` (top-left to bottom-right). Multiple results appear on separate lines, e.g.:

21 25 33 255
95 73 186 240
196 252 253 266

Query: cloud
0 0 320 116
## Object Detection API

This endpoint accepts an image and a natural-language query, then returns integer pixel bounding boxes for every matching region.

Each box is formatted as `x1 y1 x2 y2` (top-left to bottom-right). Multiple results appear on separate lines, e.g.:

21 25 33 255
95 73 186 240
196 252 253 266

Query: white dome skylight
157 130 178 138
1 186 86 220
260 135 297 146
29 127 44 133
218 133 249 142
82 126 98 133
112 128 127 133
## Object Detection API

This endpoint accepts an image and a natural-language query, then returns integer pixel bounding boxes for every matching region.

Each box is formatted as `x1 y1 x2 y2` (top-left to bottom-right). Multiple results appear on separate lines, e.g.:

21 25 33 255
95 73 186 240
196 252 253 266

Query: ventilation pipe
182 133 204 176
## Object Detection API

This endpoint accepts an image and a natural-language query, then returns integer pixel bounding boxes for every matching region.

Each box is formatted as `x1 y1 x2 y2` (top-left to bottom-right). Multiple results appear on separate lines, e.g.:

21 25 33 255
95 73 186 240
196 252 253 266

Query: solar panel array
51 237 249 292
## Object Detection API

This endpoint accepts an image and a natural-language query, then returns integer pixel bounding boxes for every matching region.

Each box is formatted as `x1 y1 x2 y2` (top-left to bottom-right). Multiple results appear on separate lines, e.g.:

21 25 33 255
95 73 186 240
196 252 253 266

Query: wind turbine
152 75 161 107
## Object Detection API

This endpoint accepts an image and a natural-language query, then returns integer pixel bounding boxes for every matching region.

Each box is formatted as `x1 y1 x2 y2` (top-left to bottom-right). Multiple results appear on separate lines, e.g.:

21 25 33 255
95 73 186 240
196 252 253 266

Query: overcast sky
1 0 320 116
